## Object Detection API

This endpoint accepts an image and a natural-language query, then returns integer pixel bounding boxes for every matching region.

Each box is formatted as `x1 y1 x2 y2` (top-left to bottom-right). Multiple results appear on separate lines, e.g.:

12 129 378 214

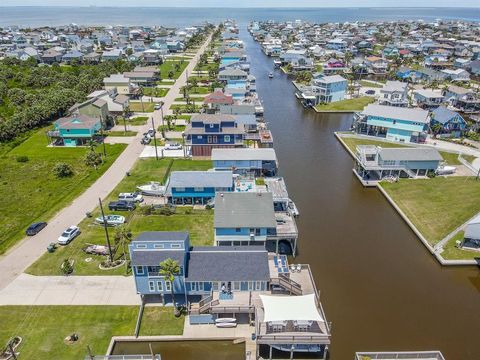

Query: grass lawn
315 96 375 112
359 80 383 88
26 159 213 276
441 231 480 260
129 102 155 113
180 86 210 95
0 128 126 254
170 104 201 113
174 97 205 102
126 116 149 126
160 125 186 132
108 131 137 137
177 115 192 122
159 60 189 80
0 306 183 360
381 177 480 245
143 87 169 98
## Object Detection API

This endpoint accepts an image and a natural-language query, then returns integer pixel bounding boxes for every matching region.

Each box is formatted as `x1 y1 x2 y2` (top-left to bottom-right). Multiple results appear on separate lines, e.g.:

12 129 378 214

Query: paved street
0 274 139 305
0 34 213 292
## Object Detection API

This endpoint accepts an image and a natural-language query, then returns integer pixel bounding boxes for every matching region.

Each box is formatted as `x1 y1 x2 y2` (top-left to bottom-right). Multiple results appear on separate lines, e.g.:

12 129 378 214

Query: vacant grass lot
108 131 137 137
340 135 476 165
180 86 210 95
125 116 149 126
159 60 189 80
27 159 213 276
381 177 480 245
0 306 183 360
315 96 375 112
0 128 126 254
143 87 169 98
359 80 383 88
129 102 155 113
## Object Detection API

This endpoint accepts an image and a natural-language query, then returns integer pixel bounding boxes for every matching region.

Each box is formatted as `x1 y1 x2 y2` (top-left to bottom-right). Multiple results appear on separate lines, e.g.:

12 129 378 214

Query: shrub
84 151 103 168
53 162 74 178
61 258 73 275
158 207 174 216
16 155 29 163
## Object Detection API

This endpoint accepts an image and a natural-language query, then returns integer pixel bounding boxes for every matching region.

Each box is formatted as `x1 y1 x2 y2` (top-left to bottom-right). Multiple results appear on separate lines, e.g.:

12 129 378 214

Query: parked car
26 222 47 236
365 89 376 95
164 142 182 150
154 103 161 110
108 200 136 211
141 136 151 145
147 128 156 137
57 225 80 245
119 192 144 203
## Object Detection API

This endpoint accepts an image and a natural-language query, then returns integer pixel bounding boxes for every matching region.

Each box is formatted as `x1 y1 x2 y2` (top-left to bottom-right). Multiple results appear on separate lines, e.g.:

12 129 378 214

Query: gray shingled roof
130 250 185 266
379 148 443 161
214 192 276 228
186 247 269 281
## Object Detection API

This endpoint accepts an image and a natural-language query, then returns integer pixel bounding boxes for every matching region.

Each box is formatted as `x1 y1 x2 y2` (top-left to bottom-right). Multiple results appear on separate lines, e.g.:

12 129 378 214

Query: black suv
26 222 47 236
108 200 136 211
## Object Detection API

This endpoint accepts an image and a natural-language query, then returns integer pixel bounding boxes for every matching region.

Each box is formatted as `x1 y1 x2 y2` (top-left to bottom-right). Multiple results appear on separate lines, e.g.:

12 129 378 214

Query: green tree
53 162 74 178
114 225 132 273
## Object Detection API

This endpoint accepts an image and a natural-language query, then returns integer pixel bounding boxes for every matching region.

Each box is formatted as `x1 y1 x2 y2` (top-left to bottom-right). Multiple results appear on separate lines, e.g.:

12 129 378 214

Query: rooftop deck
274 212 298 239
355 351 446 360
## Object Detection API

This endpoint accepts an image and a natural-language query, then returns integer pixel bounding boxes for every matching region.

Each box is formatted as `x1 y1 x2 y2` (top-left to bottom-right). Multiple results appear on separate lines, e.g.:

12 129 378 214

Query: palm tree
159 258 180 309
138 86 145 112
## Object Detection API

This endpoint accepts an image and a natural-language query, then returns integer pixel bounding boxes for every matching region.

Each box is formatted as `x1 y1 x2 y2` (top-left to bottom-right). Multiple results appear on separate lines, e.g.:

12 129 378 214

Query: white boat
288 199 299 217
273 59 282 67
215 318 237 323
216 322 237 328
268 72 274 78
95 215 125 226
436 165 456 175
137 181 166 196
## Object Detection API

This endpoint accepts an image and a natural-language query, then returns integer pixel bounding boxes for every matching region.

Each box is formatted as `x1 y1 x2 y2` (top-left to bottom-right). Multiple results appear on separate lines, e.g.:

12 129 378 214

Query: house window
248 281 254 291
212 136 217 143
165 281 172 292
136 244 147 249
224 135 231 142
148 281 155 292
171 243 181 249
209 124 214 128
233 282 240 291
235 228 241 232
194 187 204 192
157 281 163 291
212 282 219 291
136 266 144 275
176 187 185 192
197 135 203 139
255 228 261 236
154 244 164 249
207 136 212 143
256 281 262 291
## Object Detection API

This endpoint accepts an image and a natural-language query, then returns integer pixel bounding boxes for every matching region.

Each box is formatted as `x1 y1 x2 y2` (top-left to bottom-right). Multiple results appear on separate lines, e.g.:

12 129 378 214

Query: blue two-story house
165 171 233 205
52 114 102 147
214 192 277 246
184 114 245 157
353 104 430 143
129 231 270 305
430 106 467 138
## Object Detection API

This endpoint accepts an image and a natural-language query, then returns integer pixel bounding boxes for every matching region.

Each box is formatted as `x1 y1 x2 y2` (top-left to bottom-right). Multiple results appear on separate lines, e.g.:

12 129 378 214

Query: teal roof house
52 114 102 147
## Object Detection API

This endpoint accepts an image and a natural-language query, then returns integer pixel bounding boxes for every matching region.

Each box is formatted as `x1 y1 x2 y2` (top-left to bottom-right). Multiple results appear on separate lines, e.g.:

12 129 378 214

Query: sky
1 0 479 7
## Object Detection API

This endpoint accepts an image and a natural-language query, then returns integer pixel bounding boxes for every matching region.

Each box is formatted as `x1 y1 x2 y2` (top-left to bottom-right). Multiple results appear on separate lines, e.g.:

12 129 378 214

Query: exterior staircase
271 275 302 295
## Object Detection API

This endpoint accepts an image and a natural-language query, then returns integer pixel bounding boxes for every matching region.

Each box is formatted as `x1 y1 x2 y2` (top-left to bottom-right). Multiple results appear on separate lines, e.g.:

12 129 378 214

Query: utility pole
99 198 113 262
151 116 159 160
100 116 106 157
160 101 165 128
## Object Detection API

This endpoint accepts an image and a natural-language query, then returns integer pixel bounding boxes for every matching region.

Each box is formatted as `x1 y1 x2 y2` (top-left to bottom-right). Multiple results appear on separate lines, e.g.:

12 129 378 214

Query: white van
118 192 144 203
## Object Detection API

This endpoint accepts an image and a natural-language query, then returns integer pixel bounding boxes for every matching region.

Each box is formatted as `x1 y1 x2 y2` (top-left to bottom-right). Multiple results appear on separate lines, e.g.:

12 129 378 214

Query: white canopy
260 294 324 323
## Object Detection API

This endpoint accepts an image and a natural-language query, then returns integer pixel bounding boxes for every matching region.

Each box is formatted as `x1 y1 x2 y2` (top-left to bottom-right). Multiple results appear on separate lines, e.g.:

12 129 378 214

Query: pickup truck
108 200 136 211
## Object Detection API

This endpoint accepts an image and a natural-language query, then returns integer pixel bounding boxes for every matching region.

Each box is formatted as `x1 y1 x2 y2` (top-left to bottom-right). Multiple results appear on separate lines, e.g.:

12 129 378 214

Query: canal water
240 29 480 360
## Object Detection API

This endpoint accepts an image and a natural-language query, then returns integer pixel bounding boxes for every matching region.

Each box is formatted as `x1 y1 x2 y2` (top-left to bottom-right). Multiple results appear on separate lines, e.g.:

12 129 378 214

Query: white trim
165 280 172 292
157 281 163 292
148 281 155 292
136 266 144 275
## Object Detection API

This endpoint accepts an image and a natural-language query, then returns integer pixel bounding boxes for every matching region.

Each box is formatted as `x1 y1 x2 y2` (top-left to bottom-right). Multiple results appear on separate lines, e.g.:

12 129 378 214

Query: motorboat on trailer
215 318 237 323
95 215 125 226
436 165 456 175
274 59 282 67
137 181 166 196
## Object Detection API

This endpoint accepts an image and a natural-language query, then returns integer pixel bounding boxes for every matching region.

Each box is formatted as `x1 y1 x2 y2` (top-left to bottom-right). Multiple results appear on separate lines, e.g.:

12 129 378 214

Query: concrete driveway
140 146 187 158
0 274 140 305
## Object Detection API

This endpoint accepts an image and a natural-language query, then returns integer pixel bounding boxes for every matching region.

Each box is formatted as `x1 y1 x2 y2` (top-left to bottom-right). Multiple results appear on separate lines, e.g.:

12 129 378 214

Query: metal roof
214 192 276 228
362 104 430 124
166 171 232 193
186 246 270 281
211 148 277 162
378 147 443 162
